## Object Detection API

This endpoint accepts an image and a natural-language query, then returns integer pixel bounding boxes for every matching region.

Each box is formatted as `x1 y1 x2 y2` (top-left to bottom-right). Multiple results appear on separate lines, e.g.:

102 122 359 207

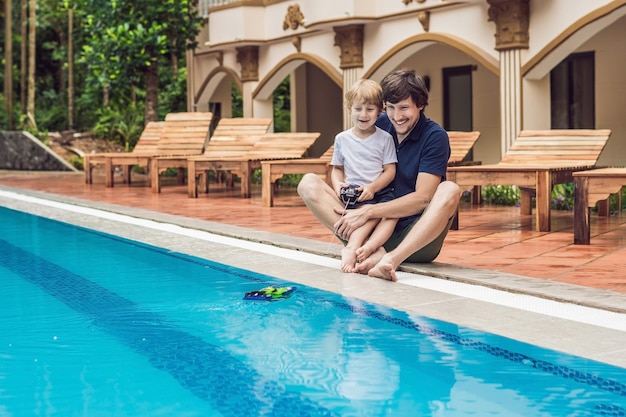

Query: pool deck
1 170 626 368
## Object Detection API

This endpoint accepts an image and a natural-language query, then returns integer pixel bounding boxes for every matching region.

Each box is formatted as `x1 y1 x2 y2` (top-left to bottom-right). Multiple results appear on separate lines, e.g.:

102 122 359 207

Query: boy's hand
357 184 375 202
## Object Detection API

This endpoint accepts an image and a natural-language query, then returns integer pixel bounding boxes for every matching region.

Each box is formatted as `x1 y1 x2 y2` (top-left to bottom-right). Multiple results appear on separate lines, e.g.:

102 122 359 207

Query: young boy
330 79 398 272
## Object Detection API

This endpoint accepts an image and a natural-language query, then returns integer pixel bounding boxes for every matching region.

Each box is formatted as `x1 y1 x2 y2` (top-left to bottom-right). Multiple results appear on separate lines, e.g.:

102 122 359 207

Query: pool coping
2 184 626 369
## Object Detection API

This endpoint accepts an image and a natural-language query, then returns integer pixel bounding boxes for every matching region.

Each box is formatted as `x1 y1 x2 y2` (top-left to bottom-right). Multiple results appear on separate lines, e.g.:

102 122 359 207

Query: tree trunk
20 0 27 115
27 0 36 126
144 59 159 122
4 0 14 128
68 8 74 129
171 51 178 78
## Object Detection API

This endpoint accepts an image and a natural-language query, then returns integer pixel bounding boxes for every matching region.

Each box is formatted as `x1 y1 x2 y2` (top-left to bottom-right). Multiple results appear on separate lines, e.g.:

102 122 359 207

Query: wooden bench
150 118 272 193
447 129 612 232
260 130 482 207
573 167 626 244
187 132 321 198
83 121 165 187
260 146 334 207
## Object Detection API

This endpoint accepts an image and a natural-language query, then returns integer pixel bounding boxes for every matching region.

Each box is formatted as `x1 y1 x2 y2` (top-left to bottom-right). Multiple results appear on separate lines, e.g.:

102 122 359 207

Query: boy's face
350 101 380 132
384 96 423 141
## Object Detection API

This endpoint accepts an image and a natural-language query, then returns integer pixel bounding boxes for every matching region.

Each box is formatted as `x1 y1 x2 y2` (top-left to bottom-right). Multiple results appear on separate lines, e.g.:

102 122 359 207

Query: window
443 65 474 160
443 65 474 132
550 52 595 129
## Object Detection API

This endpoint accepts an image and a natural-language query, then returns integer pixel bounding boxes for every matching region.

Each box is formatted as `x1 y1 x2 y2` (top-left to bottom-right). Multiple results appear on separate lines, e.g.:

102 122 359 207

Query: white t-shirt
330 126 397 185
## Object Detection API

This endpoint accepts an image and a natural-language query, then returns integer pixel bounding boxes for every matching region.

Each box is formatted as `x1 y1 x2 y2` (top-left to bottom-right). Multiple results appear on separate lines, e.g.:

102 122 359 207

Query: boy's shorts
351 187 395 207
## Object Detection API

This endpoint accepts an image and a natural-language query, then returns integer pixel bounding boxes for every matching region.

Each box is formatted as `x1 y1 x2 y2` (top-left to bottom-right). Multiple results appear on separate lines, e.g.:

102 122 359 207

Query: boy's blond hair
344 79 384 111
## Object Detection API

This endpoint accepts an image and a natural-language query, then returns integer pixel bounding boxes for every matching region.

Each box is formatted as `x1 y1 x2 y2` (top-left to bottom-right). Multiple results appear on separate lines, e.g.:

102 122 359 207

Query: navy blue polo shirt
376 113 450 231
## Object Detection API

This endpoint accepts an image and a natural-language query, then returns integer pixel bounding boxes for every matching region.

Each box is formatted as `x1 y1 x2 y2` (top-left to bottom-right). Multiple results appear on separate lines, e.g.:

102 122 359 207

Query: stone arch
363 33 499 80
252 53 343 156
253 53 342 100
193 66 242 106
523 2 626 79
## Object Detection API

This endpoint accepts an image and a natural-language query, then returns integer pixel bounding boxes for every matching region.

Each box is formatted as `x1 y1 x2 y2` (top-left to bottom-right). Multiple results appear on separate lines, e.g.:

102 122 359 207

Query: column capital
333 24 364 69
487 0 529 51
236 46 259 82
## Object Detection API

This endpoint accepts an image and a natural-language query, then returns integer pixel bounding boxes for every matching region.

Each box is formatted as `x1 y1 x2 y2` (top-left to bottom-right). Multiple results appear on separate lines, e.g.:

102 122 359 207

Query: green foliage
231 83 243 117
277 174 304 187
80 0 201 102
18 114 49 143
69 156 84 170
551 183 574 211
478 183 577 211
92 103 145 151
482 185 521 206
158 66 188 118
37 90 69 132
0 94 8 128
274 77 290 132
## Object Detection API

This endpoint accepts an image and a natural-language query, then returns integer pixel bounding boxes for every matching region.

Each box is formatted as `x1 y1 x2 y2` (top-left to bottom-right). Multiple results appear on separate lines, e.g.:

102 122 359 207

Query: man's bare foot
341 247 357 273
368 253 398 281
353 247 386 275
355 241 377 263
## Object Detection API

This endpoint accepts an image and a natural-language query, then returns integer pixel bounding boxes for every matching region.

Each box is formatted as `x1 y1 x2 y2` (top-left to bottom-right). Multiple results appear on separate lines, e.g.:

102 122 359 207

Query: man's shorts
382 213 455 263
337 210 455 263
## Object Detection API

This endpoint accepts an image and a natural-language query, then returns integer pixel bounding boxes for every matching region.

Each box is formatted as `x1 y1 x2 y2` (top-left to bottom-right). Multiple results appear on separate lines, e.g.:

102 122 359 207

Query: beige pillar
334 24 364 130
500 49 523 153
487 0 529 154
236 46 259 118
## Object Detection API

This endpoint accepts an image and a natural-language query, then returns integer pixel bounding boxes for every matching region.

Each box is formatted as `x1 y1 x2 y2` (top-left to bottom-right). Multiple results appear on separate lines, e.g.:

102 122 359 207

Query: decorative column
236 46 259 118
487 0 529 154
334 24 364 130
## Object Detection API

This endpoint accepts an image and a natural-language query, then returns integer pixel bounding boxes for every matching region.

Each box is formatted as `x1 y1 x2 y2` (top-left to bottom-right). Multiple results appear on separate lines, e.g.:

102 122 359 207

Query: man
297 69 460 281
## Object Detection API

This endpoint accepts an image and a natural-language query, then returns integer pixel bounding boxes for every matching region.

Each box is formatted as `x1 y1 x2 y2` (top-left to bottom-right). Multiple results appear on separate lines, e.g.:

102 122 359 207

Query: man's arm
334 171 441 239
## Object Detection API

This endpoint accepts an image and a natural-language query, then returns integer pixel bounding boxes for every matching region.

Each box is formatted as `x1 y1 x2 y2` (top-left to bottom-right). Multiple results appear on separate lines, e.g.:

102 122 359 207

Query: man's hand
333 204 370 240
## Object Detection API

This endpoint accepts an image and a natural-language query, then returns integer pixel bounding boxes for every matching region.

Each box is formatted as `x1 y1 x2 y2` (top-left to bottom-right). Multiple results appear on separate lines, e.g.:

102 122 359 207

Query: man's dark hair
380 69 429 108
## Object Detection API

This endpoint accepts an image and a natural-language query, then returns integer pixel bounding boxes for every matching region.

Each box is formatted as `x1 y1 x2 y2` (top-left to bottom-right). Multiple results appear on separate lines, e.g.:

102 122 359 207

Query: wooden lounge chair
83 120 165 187
150 118 272 193
447 129 612 232
259 130 482 207
84 112 213 188
187 132 322 198
573 167 626 244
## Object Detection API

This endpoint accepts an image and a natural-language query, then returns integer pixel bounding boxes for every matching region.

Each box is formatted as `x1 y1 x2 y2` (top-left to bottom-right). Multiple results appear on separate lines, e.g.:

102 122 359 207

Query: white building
188 0 626 166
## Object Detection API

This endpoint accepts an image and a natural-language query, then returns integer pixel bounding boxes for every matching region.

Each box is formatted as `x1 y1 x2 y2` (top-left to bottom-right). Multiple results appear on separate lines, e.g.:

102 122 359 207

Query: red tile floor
2 170 626 294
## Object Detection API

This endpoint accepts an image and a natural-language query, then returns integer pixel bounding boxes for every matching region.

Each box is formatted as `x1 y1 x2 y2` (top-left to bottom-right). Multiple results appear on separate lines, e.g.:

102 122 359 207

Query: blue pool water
1 206 625 416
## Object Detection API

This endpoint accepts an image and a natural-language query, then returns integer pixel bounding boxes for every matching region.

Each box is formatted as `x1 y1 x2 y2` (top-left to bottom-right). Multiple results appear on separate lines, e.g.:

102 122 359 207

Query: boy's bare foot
355 241 377 263
368 253 398 281
353 247 385 274
341 247 357 273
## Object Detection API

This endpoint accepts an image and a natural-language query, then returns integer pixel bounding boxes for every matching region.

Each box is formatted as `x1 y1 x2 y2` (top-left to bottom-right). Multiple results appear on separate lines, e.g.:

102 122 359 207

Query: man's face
384 97 423 141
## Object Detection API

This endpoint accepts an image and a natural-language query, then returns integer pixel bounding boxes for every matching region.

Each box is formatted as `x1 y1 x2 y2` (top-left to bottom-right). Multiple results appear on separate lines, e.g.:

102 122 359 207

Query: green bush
69 156 84 170
482 185 521 206
92 103 145 151
472 184 577 211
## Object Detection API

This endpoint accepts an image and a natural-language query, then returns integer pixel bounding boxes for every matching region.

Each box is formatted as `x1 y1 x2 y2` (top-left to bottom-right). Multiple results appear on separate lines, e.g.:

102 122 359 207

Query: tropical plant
80 0 202 122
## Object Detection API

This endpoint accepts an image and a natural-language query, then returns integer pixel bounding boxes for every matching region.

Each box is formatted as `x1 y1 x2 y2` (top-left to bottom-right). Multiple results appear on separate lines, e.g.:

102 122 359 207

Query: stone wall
0 131 77 171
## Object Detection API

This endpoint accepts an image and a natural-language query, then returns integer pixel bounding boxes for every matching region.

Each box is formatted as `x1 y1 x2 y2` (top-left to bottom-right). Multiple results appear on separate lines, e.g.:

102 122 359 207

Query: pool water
1 206 625 417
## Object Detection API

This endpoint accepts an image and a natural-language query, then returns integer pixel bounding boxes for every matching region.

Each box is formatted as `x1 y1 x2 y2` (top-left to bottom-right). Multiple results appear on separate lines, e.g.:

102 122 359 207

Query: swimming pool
1 200 626 416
